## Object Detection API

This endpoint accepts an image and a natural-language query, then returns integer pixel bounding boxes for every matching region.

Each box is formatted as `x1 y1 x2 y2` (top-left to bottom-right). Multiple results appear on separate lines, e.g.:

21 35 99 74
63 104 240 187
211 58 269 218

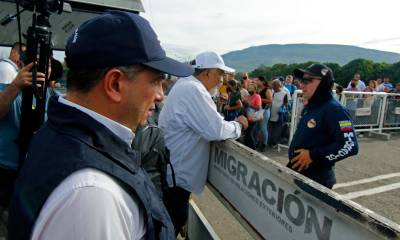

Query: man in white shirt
269 79 289 146
8 11 193 240
346 73 366 91
0 42 26 84
158 51 248 236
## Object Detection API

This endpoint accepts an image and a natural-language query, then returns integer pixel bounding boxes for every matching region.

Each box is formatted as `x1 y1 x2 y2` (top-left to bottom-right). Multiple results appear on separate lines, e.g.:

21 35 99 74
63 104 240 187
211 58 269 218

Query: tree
247 59 399 86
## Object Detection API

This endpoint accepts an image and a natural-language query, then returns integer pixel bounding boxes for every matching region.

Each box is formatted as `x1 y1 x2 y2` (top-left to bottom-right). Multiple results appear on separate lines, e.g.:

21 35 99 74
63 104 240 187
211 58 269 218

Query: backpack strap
135 124 177 188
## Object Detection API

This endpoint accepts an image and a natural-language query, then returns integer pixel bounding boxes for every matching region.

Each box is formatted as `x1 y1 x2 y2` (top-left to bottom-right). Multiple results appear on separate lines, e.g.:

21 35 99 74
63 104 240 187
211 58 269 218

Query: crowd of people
212 71 400 153
336 73 400 95
214 73 297 151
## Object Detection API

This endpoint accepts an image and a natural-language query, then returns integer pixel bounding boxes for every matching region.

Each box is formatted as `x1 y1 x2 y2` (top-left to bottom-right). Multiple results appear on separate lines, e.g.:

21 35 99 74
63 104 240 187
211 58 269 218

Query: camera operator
0 62 46 207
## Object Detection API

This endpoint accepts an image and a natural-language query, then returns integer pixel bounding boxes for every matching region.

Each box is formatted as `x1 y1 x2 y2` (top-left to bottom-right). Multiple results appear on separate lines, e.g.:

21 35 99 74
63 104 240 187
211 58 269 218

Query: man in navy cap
8 11 193 240
287 64 358 189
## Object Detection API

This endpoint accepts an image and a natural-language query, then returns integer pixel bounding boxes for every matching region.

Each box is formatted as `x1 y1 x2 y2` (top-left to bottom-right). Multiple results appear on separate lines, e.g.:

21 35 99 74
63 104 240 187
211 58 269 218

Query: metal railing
341 91 387 132
285 90 400 148
382 93 400 131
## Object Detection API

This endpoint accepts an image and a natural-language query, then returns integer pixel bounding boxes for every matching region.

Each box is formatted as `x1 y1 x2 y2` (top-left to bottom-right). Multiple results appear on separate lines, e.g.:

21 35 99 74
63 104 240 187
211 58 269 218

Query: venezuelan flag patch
339 120 353 132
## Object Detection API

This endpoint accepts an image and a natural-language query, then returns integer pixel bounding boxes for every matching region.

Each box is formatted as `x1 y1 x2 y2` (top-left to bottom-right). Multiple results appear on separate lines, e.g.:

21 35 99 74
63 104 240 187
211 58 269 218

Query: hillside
222 44 400 72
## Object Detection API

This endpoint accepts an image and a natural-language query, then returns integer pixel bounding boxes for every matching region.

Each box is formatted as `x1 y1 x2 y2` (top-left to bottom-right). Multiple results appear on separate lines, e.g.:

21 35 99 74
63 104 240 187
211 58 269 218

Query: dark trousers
244 122 258 149
163 186 191 236
268 121 283 145
0 167 17 207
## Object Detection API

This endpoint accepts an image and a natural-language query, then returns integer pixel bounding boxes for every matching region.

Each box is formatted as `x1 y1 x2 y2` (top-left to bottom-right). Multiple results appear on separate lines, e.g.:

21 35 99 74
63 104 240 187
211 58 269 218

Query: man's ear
10 48 17 59
102 69 125 103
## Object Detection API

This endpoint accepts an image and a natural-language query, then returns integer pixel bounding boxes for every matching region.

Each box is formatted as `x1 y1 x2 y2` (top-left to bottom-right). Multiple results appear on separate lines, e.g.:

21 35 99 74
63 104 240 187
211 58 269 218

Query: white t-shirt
158 75 242 194
31 97 145 240
346 80 366 92
0 58 18 84
270 90 287 122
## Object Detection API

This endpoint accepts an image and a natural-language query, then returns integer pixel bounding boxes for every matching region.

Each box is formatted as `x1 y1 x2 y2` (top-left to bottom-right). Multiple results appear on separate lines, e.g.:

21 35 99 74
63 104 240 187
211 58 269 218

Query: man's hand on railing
236 115 249 130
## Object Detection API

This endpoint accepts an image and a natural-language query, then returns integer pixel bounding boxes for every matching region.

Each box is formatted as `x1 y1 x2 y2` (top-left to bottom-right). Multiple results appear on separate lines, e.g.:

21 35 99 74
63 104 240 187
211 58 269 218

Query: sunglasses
300 76 321 85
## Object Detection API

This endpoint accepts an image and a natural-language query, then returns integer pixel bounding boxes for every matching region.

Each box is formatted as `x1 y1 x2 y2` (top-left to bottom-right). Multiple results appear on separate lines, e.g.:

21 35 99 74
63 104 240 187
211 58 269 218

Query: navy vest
8 96 175 239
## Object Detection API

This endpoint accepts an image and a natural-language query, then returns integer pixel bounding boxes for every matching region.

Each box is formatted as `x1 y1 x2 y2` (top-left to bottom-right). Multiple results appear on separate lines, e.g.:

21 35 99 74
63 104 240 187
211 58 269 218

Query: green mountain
222 44 400 72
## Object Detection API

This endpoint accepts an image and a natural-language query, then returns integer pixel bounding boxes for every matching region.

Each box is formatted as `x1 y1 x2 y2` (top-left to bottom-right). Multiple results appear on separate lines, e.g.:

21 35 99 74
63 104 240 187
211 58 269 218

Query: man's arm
0 63 44 118
0 83 21 119
345 81 352 90
183 87 247 141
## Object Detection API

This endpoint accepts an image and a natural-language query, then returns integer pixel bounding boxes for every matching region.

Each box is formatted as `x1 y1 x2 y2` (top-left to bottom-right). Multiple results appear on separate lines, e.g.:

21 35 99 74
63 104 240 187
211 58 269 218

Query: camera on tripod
20 0 64 26
15 0 66 168
21 0 64 97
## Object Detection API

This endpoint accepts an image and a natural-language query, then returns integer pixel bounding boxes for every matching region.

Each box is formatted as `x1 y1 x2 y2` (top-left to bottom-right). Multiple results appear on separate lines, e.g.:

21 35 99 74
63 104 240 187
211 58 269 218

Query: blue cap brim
143 57 194 77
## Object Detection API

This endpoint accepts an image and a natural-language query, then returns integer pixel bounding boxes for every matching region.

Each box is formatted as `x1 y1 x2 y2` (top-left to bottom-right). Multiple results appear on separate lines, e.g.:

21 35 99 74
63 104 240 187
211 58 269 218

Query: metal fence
285 90 400 147
382 93 400 131
341 91 386 132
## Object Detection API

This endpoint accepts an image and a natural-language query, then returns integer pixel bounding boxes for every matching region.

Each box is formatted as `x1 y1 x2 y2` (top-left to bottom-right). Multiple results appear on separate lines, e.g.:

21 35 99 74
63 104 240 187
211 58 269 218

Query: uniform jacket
288 94 358 187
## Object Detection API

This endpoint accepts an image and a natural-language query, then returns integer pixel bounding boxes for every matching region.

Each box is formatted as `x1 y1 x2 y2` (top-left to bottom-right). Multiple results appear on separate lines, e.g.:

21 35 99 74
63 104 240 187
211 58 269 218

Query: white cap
192 51 235 73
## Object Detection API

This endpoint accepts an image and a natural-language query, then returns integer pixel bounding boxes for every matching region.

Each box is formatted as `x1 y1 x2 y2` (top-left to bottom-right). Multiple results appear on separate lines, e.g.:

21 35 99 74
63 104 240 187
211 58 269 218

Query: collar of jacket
307 89 333 109
46 96 140 174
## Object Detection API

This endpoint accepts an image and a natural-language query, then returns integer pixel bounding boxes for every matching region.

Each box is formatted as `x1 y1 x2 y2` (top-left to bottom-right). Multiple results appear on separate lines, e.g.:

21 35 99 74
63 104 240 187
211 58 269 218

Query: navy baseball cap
65 10 194 77
293 64 334 82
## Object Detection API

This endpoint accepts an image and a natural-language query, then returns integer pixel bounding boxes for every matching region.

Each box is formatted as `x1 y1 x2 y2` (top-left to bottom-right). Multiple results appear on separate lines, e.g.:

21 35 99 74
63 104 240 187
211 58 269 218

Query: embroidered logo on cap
321 68 329 76
307 119 316 128
72 28 79 43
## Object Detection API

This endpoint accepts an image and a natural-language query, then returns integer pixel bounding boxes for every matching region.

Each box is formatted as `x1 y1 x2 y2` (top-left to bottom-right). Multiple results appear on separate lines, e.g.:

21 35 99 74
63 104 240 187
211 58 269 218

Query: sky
140 0 400 60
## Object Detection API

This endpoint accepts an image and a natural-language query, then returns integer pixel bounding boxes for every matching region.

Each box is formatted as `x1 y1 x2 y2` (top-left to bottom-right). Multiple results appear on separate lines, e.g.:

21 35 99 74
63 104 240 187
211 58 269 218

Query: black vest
8 96 175 239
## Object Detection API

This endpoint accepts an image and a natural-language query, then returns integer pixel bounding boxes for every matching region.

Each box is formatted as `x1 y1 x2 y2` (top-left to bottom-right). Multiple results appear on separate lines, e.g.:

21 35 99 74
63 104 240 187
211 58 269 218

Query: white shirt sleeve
359 81 366 91
0 61 18 84
31 169 146 240
183 86 241 141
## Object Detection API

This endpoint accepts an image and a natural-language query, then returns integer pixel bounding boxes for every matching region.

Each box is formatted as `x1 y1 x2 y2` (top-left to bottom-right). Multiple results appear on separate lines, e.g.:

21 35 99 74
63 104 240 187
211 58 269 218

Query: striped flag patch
339 120 353 132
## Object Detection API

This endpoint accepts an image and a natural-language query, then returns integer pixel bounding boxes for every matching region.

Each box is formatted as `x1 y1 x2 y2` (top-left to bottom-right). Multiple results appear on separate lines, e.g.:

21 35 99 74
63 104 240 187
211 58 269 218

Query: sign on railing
208 140 400 240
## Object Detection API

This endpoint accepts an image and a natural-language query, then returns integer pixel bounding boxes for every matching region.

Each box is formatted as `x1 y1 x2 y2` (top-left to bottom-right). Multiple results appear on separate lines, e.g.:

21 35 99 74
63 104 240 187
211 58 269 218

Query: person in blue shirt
284 74 297 96
377 77 394 92
287 64 358 189
0 63 46 207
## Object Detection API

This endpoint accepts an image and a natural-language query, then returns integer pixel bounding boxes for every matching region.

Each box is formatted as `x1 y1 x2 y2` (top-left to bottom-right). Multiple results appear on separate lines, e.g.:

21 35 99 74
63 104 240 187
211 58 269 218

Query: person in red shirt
244 83 262 149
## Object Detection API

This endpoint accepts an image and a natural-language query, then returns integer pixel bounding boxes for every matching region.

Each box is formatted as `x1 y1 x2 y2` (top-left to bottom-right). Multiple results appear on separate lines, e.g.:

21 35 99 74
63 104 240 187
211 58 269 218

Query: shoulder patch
307 119 316 128
339 120 353 132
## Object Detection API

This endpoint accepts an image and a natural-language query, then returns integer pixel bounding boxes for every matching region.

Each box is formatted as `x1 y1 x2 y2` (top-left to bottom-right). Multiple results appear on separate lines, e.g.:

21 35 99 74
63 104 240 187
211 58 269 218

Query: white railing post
378 93 388 133
289 90 301 144
340 91 347 106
